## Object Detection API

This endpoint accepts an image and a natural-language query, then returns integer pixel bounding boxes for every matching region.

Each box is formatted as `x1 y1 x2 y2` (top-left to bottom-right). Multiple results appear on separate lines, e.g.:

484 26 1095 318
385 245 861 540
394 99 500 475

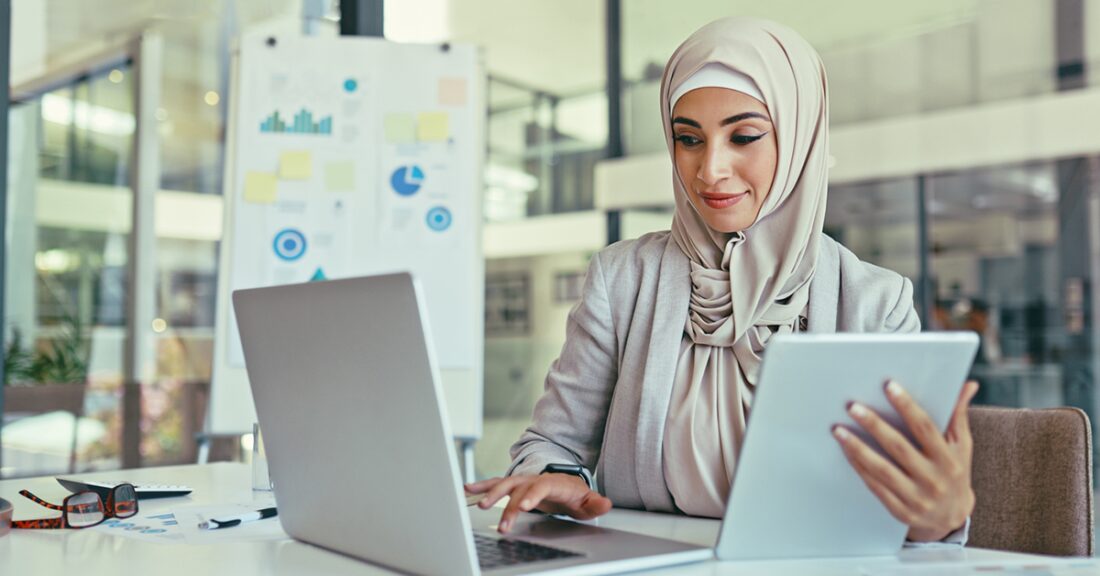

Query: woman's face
671 87 778 233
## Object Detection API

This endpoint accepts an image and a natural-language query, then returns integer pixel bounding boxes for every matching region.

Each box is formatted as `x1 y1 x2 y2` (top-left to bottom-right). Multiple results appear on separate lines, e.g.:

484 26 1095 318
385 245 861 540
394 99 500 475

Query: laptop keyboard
474 532 582 569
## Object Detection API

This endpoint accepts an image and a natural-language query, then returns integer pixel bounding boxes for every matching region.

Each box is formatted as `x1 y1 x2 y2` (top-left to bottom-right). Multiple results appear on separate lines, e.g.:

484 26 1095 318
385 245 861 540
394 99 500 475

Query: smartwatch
540 463 594 490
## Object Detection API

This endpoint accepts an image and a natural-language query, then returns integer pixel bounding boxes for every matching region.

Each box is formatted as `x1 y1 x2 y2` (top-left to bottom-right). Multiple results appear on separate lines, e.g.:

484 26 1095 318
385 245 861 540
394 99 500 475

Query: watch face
544 464 582 474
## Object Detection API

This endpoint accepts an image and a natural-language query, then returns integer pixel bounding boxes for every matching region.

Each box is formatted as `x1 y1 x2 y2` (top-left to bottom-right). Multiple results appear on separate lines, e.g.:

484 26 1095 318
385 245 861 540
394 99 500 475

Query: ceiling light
204 91 220 106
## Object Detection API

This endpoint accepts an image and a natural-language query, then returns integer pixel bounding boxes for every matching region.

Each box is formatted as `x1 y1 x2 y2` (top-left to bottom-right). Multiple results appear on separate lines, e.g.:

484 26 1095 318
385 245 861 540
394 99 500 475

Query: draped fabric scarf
659 17 831 517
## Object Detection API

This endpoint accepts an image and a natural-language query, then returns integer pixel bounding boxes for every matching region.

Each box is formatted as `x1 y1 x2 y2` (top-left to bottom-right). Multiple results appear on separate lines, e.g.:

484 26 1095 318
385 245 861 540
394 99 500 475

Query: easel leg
459 439 476 484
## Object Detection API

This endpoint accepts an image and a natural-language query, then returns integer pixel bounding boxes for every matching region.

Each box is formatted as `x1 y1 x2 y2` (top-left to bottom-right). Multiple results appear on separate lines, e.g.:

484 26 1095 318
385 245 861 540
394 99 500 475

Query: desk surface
0 463 1084 575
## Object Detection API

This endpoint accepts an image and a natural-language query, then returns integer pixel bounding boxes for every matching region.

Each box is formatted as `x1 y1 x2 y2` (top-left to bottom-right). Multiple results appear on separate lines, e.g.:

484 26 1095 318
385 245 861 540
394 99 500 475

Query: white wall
11 0 45 85
975 0 1055 101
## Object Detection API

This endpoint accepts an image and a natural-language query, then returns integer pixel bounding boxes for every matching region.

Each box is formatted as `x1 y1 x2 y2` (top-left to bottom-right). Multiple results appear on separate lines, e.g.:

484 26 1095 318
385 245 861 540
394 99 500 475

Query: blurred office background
2 0 1100 485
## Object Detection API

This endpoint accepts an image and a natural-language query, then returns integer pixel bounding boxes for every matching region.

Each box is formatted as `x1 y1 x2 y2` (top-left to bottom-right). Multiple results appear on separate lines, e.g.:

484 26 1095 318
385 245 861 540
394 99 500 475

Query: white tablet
715 332 980 560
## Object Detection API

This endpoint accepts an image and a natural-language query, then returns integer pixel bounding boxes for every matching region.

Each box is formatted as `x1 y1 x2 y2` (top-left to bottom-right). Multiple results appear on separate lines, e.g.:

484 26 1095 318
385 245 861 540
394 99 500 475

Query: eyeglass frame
11 483 138 529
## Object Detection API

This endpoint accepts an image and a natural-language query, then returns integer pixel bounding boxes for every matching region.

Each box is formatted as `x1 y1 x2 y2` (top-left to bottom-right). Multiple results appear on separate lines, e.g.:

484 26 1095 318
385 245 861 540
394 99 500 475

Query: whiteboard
210 30 485 440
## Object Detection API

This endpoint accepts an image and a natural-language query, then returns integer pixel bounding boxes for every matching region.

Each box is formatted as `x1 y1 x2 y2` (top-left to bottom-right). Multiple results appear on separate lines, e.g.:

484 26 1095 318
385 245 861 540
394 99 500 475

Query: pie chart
390 165 425 197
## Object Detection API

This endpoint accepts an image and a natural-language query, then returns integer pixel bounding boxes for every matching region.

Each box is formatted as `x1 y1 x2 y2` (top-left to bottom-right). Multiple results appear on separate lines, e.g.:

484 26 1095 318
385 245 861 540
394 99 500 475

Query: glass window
621 0 1062 148
478 251 593 477
926 162 1064 409
4 66 135 477
825 178 921 284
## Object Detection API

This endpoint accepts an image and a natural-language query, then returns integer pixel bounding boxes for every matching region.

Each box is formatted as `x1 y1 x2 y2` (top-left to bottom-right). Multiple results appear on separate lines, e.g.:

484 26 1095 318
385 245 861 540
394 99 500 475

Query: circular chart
390 165 425 197
273 228 307 261
426 206 452 232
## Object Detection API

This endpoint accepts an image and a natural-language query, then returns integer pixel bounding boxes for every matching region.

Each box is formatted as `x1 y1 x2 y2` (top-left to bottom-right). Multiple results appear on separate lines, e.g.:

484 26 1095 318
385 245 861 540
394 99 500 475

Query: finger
847 401 938 487
464 477 503 494
833 425 924 510
848 451 919 527
573 491 613 520
526 476 600 518
479 476 522 509
498 484 533 533
947 380 980 444
517 479 554 512
885 380 951 460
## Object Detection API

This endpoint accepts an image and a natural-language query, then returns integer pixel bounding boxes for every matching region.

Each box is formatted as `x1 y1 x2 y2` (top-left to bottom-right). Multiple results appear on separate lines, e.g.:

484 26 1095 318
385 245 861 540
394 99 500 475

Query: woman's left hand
833 379 980 542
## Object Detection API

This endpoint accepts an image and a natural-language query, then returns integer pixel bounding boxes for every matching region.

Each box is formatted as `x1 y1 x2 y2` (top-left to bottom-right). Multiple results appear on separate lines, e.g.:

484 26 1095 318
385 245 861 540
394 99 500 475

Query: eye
732 133 766 145
674 134 701 147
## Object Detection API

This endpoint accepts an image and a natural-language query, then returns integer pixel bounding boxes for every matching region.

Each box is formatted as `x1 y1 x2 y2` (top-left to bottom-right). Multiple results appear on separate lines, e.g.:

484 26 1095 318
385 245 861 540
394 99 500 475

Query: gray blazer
507 231 921 513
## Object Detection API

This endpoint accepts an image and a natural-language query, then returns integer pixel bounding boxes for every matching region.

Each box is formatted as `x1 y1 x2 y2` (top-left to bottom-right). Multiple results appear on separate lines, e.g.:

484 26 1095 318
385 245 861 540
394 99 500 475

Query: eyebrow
671 112 770 128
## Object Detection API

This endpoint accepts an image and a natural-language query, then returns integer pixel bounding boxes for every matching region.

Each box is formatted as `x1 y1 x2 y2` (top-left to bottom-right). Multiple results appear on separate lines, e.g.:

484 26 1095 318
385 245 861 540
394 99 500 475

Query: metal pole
302 0 327 36
0 0 11 476
916 175 932 328
122 34 162 469
605 0 623 244
340 0 384 37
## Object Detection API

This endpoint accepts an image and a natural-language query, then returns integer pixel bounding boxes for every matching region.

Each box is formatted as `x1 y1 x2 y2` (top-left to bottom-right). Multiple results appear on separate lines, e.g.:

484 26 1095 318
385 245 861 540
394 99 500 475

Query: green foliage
3 315 89 385
3 327 35 384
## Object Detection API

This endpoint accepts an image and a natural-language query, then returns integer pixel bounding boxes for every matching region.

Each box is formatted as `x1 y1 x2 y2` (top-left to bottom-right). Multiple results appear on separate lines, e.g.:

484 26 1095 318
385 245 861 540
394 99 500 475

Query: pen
198 506 278 530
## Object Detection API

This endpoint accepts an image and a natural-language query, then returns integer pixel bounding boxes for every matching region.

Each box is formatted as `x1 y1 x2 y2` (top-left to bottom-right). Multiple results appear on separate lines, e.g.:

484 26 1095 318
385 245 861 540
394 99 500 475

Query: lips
698 191 749 209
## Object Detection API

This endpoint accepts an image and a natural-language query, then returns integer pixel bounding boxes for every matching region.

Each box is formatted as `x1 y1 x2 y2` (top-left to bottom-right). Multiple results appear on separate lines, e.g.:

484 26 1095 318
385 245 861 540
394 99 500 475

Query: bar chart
259 108 333 135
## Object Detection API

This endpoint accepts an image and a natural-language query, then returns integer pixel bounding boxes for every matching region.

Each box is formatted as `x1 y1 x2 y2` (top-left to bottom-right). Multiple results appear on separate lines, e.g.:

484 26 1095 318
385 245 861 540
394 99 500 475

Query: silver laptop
233 273 712 576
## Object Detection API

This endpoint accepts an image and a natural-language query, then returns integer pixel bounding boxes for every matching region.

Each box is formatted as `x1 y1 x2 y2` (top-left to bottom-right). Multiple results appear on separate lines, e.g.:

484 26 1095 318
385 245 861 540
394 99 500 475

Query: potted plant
3 315 90 473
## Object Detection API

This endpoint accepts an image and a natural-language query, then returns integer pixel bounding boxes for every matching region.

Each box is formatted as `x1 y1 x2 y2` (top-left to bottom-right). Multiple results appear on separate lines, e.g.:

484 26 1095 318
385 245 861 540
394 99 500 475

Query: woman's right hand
464 474 613 533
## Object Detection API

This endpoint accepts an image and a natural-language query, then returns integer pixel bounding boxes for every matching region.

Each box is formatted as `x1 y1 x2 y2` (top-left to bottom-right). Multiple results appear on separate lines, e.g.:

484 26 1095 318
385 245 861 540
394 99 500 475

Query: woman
466 16 978 544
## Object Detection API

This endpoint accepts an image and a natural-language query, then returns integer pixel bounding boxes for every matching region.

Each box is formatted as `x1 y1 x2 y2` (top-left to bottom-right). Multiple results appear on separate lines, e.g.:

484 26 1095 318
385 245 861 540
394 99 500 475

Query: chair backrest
968 406 1094 556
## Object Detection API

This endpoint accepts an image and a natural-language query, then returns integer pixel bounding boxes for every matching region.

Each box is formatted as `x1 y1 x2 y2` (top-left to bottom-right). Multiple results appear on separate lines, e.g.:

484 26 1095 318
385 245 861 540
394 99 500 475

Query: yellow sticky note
438 77 467 106
243 172 277 204
384 113 416 143
278 151 312 180
325 162 355 192
417 112 449 142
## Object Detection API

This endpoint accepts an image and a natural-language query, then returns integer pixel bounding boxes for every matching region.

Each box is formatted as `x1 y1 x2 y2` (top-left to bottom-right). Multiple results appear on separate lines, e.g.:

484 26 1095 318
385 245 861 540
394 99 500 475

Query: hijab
660 16 830 517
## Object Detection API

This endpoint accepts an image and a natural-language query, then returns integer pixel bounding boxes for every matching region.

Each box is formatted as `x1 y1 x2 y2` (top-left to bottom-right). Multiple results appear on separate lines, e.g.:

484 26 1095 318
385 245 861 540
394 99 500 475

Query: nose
696 142 733 187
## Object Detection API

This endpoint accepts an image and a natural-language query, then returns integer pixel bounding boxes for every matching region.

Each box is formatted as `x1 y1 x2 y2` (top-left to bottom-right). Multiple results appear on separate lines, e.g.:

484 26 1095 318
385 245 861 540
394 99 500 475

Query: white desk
0 463 1085 575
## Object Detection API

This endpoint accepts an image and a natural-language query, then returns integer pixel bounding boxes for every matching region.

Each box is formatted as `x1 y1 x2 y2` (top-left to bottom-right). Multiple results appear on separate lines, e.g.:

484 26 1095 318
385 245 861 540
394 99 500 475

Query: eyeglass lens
66 492 104 528
113 484 138 518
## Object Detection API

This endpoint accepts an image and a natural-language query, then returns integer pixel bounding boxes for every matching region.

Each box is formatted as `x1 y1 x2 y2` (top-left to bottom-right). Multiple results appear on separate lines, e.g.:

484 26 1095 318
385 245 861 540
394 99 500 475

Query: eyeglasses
12 483 138 529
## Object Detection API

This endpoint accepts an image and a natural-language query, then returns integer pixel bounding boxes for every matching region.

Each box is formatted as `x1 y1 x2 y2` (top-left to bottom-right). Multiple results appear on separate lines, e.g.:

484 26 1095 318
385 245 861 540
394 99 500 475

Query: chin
699 210 755 234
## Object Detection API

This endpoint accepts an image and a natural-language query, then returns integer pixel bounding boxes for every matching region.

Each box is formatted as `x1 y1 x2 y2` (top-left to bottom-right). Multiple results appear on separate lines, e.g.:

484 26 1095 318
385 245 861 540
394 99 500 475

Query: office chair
968 406 1094 556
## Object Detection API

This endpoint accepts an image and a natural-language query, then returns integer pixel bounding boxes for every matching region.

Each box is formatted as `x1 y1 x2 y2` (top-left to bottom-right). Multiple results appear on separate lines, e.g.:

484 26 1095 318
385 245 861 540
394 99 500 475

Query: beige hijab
660 17 830 517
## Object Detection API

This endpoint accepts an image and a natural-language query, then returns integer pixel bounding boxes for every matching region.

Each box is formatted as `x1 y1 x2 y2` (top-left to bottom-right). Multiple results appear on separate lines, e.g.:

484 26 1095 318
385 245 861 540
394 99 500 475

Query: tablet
715 332 980 560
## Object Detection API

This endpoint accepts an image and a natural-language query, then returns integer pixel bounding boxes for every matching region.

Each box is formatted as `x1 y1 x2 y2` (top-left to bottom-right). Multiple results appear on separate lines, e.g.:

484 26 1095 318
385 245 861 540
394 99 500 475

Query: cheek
673 150 696 186
748 142 779 202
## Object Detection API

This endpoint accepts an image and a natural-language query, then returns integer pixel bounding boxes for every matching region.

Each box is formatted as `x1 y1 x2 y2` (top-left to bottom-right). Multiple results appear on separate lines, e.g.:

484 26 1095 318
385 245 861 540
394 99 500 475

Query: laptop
716 332 979 560
232 273 712 576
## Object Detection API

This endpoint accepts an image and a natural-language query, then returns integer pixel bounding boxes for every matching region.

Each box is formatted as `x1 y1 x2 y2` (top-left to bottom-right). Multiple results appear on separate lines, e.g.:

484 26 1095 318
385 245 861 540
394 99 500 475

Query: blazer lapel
807 234 840 333
633 237 691 511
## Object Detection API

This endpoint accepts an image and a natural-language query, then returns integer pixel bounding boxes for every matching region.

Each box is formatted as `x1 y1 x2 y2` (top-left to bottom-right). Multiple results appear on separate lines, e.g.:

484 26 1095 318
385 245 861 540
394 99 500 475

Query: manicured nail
832 426 851 441
886 380 904 397
848 402 868 419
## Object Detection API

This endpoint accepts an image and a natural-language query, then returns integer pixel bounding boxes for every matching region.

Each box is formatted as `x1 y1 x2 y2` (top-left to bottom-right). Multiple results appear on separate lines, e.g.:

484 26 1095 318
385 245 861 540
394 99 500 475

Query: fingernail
520 499 531 510
848 402 868 419
886 380 904 397
479 497 489 507
500 520 511 532
832 426 851 441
